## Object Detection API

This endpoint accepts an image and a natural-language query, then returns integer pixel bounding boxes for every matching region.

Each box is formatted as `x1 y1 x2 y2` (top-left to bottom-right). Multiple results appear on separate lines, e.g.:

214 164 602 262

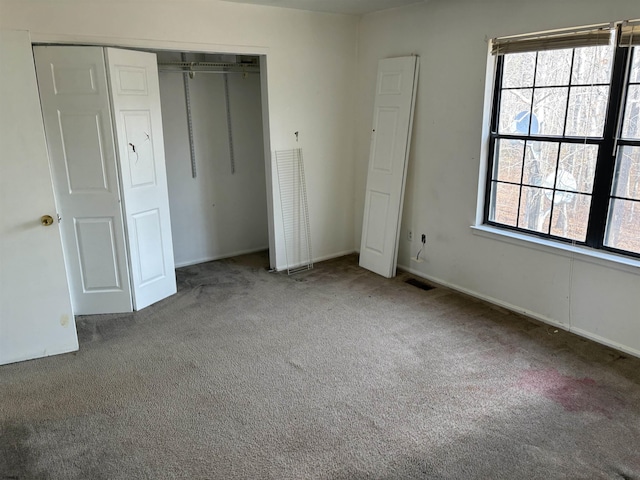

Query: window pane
605 198 640 254
518 186 552 233
549 193 591 241
498 89 533 134
612 146 640 200
490 182 520 226
629 47 640 84
535 49 572 86
532 87 568 135
502 52 536 88
571 45 614 85
621 85 640 140
523 141 559 186
558 144 598 193
565 86 609 137
493 139 524 183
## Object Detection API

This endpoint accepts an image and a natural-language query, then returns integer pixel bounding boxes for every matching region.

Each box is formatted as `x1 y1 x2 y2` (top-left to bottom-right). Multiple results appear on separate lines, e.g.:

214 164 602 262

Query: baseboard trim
397 263 640 359
568 326 640 359
179 249 357 272
314 249 357 264
274 250 356 272
175 247 269 269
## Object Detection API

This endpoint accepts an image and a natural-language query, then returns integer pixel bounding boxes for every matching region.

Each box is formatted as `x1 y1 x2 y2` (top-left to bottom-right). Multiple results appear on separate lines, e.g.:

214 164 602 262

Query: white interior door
34 46 133 315
359 56 419 278
0 30 78 364
106 48 177 310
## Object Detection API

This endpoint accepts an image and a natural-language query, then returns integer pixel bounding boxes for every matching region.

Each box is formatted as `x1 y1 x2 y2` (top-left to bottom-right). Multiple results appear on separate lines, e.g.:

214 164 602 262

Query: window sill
471 225 640 275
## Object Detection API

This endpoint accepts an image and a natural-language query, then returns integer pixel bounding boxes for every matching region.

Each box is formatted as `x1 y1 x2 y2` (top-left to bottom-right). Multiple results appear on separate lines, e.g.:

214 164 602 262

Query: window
485 22 640 257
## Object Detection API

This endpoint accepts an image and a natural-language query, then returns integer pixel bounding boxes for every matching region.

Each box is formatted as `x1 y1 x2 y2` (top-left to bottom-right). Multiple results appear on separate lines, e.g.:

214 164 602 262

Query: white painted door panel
359 56 419 278
0 30 78 364
34 46 133 315
106 48 177 310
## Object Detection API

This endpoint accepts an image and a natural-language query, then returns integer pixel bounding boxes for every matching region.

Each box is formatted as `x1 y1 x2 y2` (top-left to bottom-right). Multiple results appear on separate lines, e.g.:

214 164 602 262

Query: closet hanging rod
158 61 259 68
158 69 260 75
157 61 259 75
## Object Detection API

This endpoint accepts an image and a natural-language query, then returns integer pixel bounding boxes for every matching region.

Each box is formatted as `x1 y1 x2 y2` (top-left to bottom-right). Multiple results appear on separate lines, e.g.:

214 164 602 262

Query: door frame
30 32 278 271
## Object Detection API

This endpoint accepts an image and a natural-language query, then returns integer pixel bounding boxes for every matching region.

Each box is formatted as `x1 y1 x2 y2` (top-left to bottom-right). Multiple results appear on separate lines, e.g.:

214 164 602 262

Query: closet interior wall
157 51 268 267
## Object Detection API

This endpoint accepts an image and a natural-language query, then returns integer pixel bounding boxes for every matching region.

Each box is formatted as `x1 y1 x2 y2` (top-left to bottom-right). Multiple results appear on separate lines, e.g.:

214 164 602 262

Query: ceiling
221 0 425 15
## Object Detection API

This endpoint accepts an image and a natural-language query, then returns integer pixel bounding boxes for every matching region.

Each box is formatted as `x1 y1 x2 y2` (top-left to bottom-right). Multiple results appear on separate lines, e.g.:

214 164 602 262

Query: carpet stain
518 368 625 418
76 313 137 344
0 423 45 480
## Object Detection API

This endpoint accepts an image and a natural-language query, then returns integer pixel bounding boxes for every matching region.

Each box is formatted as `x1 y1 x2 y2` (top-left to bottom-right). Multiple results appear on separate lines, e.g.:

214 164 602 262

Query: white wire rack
274 148 313 274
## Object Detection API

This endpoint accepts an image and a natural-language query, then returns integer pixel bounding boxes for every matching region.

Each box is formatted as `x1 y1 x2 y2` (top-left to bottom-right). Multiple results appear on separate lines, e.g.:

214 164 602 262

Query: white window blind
619 20 640 46
491 25 613 56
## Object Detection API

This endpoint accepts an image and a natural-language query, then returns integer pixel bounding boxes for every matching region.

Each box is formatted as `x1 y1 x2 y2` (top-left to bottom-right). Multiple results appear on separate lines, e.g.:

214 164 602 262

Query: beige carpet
1 252 639 479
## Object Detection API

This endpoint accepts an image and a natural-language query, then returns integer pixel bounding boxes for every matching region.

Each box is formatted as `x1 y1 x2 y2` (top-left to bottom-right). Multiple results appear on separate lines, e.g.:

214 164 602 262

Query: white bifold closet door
105 48 176 311
34 46 176 314
359 56 419 278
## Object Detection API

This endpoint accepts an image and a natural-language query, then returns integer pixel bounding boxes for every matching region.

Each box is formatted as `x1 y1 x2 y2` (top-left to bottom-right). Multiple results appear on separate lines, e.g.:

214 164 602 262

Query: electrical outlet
408 230 413 242
421 234 426 244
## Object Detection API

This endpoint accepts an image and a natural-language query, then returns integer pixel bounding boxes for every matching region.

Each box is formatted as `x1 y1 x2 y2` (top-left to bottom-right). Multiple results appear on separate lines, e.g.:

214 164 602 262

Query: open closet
156 52 269 268
34 46 269 316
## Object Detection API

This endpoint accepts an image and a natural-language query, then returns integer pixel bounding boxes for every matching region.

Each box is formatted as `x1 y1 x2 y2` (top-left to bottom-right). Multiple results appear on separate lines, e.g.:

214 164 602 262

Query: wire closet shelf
274 148 313 275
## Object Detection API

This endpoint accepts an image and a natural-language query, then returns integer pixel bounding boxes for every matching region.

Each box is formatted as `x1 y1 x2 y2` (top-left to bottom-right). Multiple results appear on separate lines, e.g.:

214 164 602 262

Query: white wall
0 0 358 271
0 30 78 365
355 0 640 356
159 61 269 267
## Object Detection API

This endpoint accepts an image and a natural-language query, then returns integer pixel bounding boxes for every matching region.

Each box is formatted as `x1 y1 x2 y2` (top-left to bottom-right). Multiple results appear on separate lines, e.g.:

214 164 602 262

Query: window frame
483 31 640 259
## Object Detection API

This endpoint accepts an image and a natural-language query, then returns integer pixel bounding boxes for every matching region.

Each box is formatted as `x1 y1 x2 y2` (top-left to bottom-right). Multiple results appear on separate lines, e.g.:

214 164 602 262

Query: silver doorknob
41 215 54 226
